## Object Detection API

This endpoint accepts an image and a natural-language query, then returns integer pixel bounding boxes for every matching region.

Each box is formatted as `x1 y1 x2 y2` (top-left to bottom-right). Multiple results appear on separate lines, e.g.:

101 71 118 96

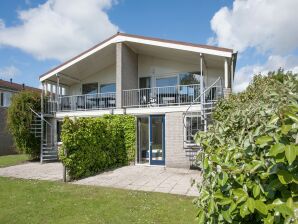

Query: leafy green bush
195 71 298 223
7 91 41 159
59 115 136 180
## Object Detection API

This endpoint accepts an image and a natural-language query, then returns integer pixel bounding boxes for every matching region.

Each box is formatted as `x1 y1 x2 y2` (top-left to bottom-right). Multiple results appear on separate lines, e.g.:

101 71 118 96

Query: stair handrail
29 107 52 127
183 77 222 128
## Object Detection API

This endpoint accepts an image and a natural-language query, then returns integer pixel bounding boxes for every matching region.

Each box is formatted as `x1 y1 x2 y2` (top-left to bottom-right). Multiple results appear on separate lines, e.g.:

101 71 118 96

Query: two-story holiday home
37 33 237 167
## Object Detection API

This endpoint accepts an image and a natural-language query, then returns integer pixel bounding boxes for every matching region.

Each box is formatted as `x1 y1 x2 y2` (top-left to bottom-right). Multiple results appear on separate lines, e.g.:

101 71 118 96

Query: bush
7 91 41 159
59 115 136 180
195 71 298 223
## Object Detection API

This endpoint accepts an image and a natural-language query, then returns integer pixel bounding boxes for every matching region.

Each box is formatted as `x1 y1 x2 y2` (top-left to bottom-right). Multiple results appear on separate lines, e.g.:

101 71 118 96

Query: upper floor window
100 83 116 93
179 72 201 85
82 83 98 95
156 76 178 87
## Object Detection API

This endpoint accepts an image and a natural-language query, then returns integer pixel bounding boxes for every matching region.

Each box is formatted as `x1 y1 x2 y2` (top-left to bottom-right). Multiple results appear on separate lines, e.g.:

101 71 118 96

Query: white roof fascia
116 35 233 58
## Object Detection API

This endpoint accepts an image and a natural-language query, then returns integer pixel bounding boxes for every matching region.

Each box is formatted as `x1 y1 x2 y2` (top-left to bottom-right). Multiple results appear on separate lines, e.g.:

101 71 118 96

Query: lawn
0 154 29 167
0 177 197 224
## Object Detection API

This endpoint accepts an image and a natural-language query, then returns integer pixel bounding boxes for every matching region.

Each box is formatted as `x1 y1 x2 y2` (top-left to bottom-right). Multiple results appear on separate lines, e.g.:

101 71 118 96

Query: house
0 79 41 155
38 32 237 167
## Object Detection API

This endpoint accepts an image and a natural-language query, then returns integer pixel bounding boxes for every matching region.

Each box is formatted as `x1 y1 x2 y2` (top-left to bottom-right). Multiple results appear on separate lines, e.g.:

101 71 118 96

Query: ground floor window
57 120 63 142
185 115 204 143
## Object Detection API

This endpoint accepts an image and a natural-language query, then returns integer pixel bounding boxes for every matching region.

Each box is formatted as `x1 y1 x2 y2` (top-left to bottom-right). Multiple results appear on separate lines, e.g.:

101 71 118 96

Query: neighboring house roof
39 32 234 81
0 79 41 93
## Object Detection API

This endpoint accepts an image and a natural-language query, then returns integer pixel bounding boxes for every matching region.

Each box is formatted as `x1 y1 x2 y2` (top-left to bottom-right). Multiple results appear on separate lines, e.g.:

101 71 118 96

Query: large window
179 72 200 85
82 83 98 95
156 76 178 87
100 83 116 93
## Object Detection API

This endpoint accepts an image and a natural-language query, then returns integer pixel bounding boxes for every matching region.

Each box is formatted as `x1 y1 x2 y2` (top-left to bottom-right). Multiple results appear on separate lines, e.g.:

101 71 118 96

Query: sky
0 0 297 91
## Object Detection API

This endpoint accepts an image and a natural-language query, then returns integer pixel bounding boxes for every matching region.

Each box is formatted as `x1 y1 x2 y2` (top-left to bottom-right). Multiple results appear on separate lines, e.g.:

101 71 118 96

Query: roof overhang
40 33 234 83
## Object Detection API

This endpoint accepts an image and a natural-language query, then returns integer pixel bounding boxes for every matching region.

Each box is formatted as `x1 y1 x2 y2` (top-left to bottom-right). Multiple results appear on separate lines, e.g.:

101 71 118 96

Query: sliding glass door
137 115 165 166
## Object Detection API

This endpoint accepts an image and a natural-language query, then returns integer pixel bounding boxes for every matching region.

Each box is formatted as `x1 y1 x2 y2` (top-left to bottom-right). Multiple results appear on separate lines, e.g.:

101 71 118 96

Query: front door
149 115 165 165
137 115 165 165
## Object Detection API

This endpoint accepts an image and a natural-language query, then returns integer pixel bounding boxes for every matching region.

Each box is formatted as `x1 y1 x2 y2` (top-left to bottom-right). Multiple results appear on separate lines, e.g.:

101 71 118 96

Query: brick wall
165 112 190 168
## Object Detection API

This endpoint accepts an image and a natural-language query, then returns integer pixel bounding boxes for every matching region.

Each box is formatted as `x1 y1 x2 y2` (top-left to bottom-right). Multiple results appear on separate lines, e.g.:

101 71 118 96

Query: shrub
7 91 41 159
195 71 298 223
59 115 136 180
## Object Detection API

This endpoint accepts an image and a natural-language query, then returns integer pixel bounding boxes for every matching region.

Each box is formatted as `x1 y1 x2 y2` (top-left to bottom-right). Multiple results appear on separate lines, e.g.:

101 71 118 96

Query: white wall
68 64 116 95
204 67 224 87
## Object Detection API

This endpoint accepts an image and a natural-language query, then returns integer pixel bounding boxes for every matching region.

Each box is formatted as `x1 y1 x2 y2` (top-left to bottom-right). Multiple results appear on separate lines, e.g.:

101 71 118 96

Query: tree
7 91 41 159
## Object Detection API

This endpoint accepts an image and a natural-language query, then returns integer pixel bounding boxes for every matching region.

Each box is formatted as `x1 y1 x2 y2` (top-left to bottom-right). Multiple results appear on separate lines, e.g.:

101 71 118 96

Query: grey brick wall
0 107 17 155
165 112 190 168
116 43 138 108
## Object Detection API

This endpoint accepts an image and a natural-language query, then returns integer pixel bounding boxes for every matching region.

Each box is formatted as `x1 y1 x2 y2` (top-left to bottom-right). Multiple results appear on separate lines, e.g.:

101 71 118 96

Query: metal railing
183 77 223 140
58 92 116 112
123 84 201 108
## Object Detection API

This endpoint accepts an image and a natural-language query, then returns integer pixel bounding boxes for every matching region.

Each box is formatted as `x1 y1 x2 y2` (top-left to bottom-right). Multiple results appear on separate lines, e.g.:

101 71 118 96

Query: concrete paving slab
0 162 201 196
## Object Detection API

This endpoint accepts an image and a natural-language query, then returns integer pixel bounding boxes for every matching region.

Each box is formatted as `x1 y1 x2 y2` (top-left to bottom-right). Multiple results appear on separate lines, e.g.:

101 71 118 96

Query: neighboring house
0 79 41 155
38 33 237 167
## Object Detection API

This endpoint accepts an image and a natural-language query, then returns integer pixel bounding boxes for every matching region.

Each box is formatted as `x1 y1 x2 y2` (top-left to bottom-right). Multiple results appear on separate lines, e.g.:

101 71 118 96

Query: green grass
0 177 197 224
0 154 29 167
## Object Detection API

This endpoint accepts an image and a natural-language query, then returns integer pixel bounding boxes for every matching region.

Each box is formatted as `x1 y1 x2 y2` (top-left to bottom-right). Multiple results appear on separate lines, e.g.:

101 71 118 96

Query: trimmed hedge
59 115 136 180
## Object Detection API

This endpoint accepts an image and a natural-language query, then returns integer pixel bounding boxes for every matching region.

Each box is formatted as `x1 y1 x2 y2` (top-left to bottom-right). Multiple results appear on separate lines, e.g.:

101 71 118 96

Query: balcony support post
56 73 60 111
200 53 204 104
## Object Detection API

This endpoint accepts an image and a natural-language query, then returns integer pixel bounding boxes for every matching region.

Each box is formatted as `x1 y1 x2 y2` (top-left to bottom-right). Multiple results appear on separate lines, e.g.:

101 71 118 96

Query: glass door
149 115 165 165
137 117 149 164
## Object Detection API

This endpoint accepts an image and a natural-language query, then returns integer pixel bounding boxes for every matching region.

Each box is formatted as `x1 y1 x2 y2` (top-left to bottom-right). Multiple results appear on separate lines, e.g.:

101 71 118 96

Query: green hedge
59 115 136 180
195 71 298 223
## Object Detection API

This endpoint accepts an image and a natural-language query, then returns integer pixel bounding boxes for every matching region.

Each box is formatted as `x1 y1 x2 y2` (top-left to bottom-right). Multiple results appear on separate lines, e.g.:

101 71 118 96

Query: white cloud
0 0 119 61
233 55 298 92
209 0 298 92
210 0 298 54
0 66 19 79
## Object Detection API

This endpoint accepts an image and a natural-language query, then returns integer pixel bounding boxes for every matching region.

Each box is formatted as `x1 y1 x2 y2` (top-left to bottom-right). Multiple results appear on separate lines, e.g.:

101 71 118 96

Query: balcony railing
58 92 116 112
43 82 223 113
122 84 202 108
43 92 116 113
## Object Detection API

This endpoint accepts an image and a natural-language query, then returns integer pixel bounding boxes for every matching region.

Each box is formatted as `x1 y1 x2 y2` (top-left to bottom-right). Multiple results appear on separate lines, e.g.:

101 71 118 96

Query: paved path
0 162 201 196
74 165 201 196
0 162 63 181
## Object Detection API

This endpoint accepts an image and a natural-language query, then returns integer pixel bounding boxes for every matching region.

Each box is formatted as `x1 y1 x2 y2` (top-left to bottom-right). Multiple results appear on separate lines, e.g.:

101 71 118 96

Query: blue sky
0 0 297 91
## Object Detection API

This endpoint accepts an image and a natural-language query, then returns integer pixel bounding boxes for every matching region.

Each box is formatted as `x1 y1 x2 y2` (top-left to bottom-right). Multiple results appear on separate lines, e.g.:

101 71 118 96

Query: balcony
123 84 202 108
43 92 116 114
43 82 222 114
59 92 116 111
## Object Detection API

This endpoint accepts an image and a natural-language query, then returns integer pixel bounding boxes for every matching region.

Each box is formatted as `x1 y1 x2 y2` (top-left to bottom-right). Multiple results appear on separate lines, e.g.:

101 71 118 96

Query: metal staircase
30 108 58 162
183 77 223 167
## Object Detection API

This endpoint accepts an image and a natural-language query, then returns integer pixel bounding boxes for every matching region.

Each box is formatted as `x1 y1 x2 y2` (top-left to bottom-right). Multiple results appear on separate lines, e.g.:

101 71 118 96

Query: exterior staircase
30 108 58 162
183 77 223 168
